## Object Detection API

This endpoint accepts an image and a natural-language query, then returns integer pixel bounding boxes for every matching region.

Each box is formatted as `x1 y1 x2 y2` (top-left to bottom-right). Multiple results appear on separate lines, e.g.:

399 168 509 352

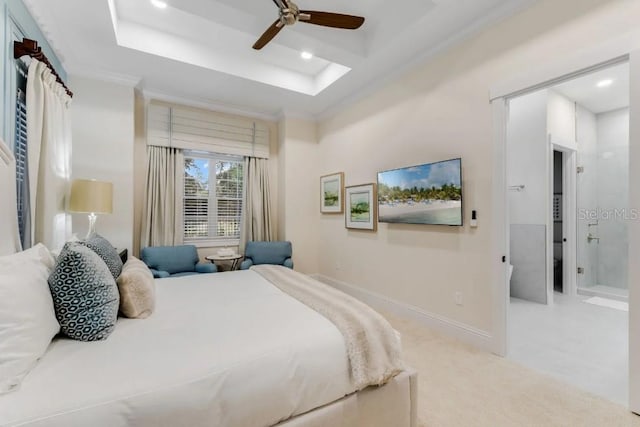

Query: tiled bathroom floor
508 293 628 405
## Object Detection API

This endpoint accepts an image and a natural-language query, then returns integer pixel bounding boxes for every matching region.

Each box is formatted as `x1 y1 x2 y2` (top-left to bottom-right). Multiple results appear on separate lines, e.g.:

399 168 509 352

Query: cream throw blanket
252 265 404 390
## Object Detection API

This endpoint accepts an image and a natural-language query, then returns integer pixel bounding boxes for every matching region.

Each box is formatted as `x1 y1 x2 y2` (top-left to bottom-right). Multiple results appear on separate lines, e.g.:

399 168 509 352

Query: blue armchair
140 245 217 278
240 241 293 270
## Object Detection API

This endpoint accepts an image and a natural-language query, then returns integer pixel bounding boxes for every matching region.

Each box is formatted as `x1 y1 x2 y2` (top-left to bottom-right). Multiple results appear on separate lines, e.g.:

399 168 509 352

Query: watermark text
578 208 640 221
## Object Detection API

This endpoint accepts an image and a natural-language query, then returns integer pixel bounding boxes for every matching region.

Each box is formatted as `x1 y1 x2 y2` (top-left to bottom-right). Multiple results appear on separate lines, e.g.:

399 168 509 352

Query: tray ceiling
23 0 537 118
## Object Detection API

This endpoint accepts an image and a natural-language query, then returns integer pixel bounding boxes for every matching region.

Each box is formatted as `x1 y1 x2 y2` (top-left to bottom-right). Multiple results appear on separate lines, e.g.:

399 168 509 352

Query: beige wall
277 117 320 274
70 76 134 252
311 0 640 333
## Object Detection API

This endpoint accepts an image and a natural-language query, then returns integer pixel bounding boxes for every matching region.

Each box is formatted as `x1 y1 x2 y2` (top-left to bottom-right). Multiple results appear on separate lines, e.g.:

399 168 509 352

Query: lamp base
85 213 97 240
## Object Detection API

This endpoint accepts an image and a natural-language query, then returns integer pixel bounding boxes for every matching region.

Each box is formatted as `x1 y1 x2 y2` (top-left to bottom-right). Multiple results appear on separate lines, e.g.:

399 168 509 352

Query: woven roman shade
147 102 270 159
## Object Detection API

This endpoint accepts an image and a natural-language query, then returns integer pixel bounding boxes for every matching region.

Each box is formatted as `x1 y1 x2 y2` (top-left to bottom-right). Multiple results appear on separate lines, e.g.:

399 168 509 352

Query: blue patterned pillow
80 234 123 279
48 243 119 341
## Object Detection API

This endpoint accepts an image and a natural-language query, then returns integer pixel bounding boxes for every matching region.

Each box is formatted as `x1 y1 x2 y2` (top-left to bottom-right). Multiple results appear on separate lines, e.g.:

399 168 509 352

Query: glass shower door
576 109 629 300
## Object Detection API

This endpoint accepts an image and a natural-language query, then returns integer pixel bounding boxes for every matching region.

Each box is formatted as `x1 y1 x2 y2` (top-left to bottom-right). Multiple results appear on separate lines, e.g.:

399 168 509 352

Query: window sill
185 239 240 249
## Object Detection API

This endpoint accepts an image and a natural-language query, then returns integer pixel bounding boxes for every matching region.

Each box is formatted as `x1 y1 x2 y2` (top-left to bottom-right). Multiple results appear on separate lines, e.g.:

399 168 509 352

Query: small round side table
205 254 243 271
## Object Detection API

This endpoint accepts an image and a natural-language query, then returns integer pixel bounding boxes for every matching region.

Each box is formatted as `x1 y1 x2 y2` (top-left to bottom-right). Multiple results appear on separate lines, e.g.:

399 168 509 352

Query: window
183 152 244 243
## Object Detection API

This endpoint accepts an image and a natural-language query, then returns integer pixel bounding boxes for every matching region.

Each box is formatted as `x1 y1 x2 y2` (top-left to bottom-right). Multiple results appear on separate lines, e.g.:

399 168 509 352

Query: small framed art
345 183 377 231
320 172 344 213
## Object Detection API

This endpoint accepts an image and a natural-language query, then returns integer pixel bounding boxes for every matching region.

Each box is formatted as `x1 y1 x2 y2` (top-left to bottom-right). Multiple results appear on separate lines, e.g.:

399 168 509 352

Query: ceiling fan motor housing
279 3 299 26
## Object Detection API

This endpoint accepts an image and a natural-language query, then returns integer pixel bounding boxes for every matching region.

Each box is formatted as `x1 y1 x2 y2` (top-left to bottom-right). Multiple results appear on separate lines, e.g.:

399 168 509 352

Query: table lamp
68 179 113 239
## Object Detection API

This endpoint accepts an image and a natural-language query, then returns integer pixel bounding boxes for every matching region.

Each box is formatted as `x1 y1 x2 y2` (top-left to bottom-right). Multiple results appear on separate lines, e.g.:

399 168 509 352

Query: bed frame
277 369 417 427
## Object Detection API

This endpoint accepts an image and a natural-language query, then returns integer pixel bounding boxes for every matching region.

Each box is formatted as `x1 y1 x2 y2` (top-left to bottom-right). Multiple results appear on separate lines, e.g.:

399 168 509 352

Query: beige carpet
382 312 640 427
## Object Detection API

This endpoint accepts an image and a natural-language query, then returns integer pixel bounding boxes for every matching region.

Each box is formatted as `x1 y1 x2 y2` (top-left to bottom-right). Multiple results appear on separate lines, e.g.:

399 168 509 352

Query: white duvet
0 270 355 427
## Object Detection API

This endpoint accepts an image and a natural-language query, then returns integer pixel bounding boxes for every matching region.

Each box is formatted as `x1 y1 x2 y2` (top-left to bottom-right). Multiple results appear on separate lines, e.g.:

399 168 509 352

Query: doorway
504 62 630 405
553 149 564 294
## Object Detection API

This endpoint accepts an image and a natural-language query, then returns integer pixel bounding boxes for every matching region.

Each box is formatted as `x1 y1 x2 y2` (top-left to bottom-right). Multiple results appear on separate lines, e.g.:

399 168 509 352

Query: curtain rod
13 38 73 98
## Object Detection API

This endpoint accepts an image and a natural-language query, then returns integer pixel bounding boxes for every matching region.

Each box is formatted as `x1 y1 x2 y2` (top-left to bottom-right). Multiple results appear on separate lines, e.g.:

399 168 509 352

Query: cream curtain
26 59 72 250
0 138 21 255
141 146 184 248
240 157 274 252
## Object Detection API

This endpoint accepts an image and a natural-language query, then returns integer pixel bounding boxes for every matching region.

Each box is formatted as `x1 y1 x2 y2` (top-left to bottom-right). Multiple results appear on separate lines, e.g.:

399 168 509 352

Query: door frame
490 39 639 412
550 145 577 297
629 50 640 415
563 149 578 296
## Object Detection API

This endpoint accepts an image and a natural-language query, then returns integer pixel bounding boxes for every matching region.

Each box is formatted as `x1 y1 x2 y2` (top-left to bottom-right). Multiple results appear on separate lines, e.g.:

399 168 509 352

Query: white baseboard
312 274 495 353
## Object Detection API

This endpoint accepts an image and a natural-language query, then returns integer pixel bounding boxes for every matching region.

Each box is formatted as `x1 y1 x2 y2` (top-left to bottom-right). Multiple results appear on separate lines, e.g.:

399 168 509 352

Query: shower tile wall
596 108 629 289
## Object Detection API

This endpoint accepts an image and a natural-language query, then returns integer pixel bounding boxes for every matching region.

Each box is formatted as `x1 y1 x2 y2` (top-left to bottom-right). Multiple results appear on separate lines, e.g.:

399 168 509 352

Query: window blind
214 159 243 238
183 155 244 241
147 102 270 159
15 87 28 244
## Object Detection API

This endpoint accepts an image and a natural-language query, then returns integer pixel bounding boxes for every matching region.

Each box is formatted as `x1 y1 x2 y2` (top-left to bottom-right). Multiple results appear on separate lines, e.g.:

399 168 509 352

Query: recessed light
301 51 313 60
150 0 168 9
596 79 613 88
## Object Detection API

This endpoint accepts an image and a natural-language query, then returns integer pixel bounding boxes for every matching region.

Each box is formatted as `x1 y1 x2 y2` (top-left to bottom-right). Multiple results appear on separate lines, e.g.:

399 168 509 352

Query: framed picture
320 172 344 213
345 183 377 231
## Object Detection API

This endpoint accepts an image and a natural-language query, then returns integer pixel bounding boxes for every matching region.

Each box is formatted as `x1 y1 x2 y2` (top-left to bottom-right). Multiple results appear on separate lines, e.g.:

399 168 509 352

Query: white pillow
0 243 55 269
0 244 60 394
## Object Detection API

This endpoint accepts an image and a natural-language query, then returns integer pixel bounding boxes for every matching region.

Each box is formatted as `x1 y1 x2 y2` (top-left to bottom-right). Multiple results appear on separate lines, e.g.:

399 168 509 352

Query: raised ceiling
23 0 536 119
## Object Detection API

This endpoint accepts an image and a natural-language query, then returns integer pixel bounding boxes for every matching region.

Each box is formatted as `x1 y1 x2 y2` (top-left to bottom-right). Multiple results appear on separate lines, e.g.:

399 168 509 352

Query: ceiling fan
253 0 365 50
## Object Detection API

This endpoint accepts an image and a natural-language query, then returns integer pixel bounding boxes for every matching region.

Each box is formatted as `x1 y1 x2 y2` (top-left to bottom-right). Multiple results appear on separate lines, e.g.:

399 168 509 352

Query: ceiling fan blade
299 11 365 30
253 20 284 50
272 0 286 9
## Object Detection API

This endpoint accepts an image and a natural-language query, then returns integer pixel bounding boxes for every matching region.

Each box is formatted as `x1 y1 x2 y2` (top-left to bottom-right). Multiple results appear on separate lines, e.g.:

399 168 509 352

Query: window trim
183 151 244 245
187 238 240 248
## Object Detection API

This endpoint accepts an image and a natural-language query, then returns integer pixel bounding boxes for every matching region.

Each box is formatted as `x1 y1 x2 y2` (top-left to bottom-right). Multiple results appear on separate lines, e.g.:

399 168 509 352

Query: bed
0 267 416 427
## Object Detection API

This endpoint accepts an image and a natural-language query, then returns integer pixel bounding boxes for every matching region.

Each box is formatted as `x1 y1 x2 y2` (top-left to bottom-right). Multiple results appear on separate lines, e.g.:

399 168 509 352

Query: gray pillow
80 234 123 279
48 242 119 341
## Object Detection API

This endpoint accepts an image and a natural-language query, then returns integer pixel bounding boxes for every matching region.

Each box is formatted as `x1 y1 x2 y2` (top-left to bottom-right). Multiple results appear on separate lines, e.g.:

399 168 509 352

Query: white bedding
0 270 356 427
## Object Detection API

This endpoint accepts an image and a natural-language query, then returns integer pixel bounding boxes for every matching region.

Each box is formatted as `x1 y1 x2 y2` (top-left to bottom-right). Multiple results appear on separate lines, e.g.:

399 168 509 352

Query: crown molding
67 64 142 88
276 109 318 123
141 89 280 122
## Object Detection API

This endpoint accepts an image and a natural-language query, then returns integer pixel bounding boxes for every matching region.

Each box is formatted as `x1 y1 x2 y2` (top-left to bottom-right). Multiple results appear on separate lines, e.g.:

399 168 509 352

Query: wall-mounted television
377 158 463 226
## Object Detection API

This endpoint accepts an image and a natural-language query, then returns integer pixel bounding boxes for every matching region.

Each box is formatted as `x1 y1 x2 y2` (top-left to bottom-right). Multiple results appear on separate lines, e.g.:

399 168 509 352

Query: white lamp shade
68 179 113 214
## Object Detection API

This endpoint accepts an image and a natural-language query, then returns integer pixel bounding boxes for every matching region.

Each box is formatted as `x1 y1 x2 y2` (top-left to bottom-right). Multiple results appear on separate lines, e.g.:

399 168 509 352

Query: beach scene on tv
378 159 462 226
